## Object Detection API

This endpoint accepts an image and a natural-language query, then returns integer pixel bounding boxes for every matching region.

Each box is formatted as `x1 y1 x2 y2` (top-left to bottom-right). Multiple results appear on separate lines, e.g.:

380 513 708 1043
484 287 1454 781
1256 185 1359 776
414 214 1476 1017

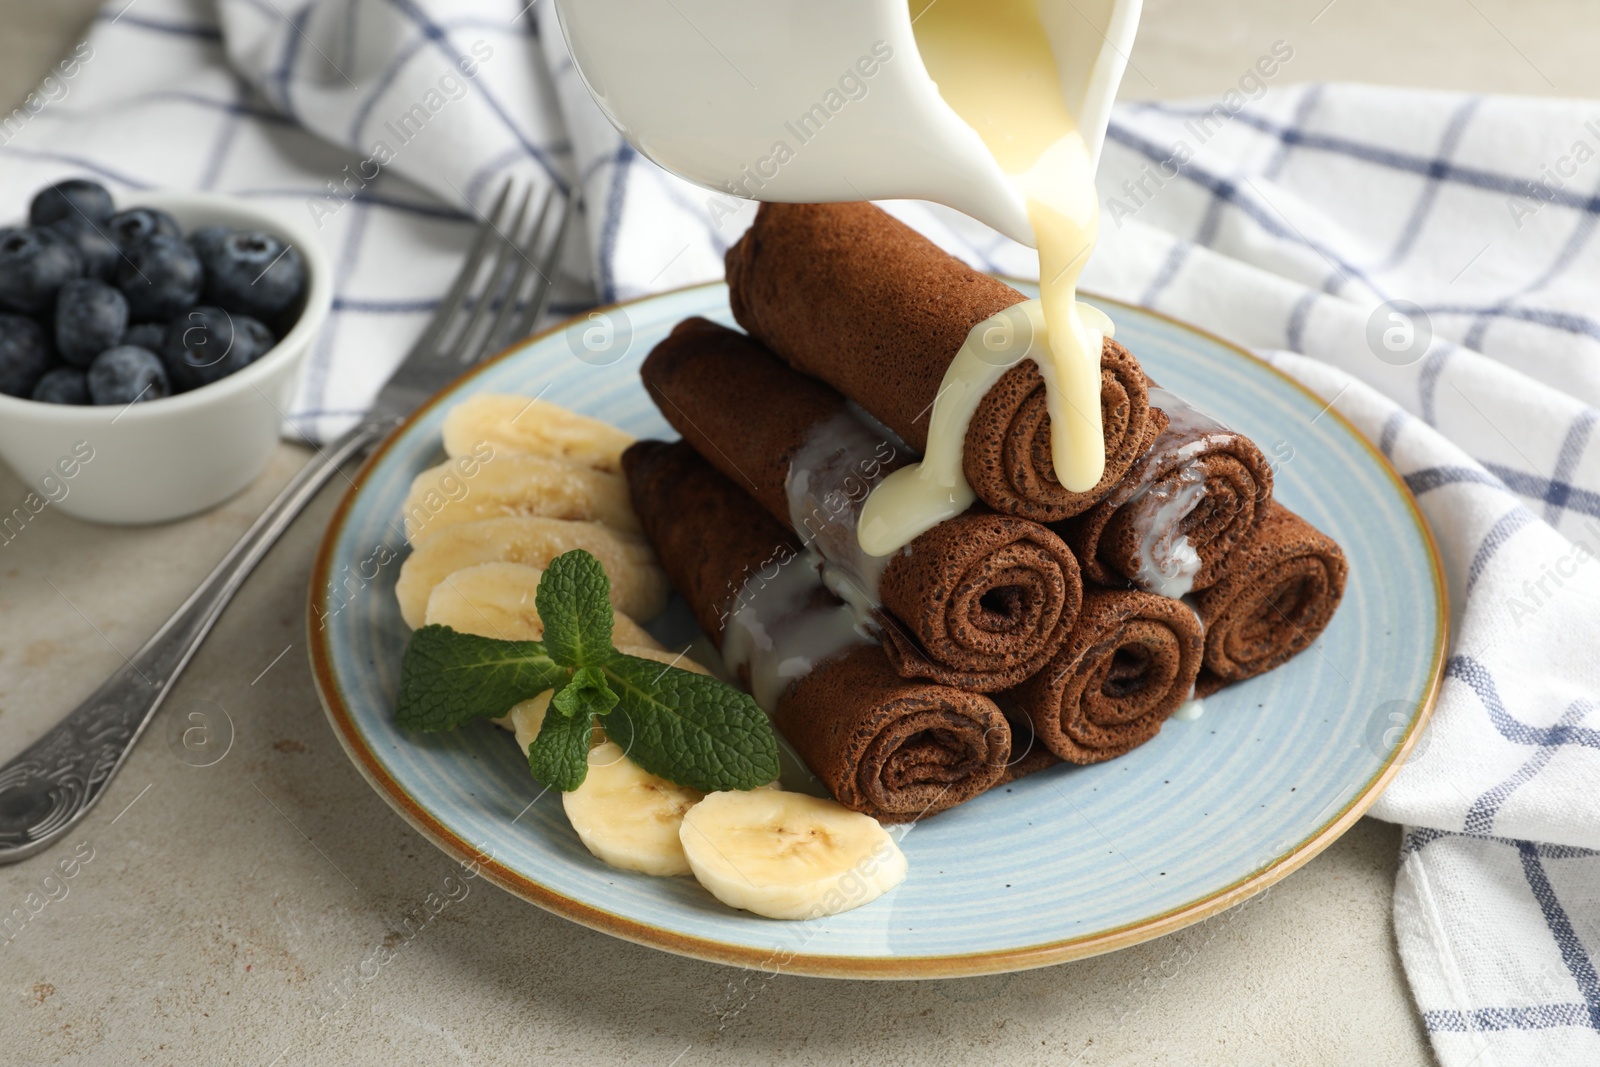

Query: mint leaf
551 666 618 719
396 625 568 731
536 550 616 668
395 614 784 796
528 706 593 791
600 654 780 792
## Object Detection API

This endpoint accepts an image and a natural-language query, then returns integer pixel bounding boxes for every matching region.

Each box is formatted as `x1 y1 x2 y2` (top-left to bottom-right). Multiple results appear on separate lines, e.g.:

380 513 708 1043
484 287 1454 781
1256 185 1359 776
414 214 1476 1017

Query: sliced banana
402 452 640 541
442 395 634 473
396 516 668 628
423 562 663 649
501 690 607 748
563 742 704 876
505 692 553 751
679 791 907 920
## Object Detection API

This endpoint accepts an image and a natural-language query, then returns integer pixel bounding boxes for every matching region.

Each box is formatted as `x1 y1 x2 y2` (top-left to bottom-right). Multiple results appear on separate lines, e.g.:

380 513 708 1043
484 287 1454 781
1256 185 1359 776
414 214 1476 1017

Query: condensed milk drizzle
856 0 1115 557
720 551 872 714
784 410 904 610
857 300 1114 556
1112 387 1235 598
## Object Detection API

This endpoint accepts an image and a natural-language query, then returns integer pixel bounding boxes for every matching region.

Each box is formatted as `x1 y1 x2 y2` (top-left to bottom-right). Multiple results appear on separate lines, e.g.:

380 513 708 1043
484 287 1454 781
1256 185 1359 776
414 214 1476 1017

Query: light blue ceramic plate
309 283 1446 978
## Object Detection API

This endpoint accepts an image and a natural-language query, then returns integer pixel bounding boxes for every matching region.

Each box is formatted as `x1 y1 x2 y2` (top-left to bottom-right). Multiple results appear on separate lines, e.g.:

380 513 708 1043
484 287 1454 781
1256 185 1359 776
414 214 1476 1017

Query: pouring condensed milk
857 0 1117 556
552 0 1142 556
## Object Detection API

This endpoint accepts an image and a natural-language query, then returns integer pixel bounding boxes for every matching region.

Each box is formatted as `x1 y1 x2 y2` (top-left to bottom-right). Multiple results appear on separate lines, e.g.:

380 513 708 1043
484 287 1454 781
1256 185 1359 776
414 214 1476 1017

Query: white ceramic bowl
0 190 332 524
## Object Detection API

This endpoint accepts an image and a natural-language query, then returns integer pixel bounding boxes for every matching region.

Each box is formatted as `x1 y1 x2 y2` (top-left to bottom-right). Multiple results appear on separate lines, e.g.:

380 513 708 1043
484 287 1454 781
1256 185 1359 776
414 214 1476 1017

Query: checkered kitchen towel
4 5 1597 1063
1086 88 1600 1067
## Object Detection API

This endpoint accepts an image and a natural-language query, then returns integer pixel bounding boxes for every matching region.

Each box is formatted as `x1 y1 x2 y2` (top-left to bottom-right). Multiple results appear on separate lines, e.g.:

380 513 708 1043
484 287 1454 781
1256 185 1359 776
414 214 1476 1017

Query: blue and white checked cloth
3 5 1597 1063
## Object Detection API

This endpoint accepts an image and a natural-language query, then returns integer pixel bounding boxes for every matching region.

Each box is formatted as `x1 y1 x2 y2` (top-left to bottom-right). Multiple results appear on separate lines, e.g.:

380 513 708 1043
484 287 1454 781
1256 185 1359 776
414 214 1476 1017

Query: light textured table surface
2 2 1593 1064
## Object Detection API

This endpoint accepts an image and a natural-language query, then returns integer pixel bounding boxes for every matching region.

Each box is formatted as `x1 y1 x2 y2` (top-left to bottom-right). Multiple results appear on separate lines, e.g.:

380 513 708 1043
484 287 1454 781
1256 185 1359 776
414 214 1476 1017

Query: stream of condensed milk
857 0 1111 558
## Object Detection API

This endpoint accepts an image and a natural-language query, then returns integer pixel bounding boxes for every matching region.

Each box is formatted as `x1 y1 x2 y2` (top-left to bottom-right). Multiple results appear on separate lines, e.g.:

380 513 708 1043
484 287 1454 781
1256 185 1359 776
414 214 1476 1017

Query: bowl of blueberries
0 178 331 524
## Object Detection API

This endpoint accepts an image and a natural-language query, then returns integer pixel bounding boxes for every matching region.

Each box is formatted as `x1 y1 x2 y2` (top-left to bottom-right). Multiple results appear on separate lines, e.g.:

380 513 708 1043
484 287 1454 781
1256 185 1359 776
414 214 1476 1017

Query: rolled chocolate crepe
623 438 1011 822
1059 387 1274 598
1193 502 1348 697
642 316 1082 692
725 201 1164 521
995 723 1062 785
1007 588 1204 764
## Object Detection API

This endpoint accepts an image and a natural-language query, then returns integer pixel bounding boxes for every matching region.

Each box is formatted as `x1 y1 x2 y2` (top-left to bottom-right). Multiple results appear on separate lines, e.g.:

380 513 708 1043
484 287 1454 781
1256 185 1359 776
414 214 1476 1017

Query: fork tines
410 178 572 370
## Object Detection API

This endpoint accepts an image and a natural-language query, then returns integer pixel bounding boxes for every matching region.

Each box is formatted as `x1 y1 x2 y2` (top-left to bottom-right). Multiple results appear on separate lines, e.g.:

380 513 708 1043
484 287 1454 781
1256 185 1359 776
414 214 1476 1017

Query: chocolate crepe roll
965 345 1166 521
1192 502 1348 697
725 201 1162 521
623 439 1011 821
994 721 1062 785
1006 589 1204 764
1060 387 1274 598
642 316 1082 692
779 644 1015 820
873 517 1081 693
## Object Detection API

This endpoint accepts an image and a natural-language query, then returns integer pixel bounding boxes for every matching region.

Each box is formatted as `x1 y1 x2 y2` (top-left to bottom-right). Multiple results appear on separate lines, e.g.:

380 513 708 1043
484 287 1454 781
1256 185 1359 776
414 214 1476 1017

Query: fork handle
0 415 399 864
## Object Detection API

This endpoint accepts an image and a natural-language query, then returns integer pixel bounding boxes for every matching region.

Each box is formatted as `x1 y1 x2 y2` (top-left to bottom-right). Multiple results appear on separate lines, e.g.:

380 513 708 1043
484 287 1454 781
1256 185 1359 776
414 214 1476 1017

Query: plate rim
306 281 1449 979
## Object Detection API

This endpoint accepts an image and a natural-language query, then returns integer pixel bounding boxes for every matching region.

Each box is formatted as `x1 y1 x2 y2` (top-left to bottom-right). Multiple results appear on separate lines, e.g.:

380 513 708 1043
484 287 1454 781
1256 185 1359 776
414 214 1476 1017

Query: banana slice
442 395 634 473
423 562 663 649
679 791 907 920
396 517 668 628
563 742 704 876
402 453 640 541
501 692 611 749
505 692 553 751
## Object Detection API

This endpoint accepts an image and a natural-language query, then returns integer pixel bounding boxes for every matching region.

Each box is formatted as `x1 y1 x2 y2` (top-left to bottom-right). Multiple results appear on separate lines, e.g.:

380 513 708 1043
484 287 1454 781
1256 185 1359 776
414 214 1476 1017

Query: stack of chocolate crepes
625 201 1348 823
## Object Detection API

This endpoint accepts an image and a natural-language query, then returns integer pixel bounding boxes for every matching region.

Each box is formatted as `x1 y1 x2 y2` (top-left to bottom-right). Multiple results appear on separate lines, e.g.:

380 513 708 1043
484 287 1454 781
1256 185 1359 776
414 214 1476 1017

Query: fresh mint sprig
395 550 779 793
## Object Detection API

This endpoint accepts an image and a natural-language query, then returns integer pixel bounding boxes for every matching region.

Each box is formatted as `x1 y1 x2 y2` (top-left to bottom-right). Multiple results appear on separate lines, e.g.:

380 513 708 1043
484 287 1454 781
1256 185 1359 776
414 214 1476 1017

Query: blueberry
31 366 89 405
162 306 275 391
117 234 202 321
188 225 231 261
30 179 115 228
0 314 51 397
0 227 83 315
87 345 170 405
123 322 166 351
106 207 181 251
54 278 129 367
197 229 306 320
49 217 122 282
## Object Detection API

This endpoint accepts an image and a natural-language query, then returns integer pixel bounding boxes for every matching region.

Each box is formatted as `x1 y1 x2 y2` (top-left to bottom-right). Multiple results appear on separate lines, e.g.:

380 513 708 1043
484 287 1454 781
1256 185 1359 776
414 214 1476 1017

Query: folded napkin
5 7 1596 1063
1092 89 1600 1067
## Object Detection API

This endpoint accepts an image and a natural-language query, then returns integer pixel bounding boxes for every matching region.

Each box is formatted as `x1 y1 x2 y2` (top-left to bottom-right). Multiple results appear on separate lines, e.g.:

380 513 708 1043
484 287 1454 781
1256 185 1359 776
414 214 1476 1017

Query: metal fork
0 180 572 864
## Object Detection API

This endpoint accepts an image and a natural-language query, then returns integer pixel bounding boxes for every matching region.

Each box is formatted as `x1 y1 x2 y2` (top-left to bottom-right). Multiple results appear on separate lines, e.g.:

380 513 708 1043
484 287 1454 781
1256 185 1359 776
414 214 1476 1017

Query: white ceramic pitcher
550 0 1141 247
